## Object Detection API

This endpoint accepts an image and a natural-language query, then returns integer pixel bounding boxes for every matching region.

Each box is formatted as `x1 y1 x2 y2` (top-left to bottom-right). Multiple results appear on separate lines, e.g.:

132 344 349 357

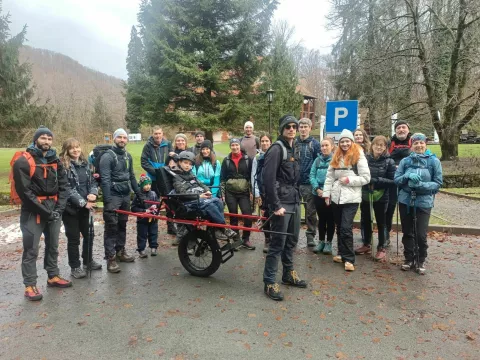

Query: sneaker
323 242 333 255
116 249 135 262
307 236 315 247
374 248 387 262
401 260 414 271
71 267 87 279
214 229 228 240
313 241 325 254
107 256 121 273
138 250 148 258
417 262 426 275
282 270 307 288
241 240 256 250
151 248 158 256
24 286 43 301
224 228 237 239
262 240 269 254
345 262 355 271
84 260 102 270
47 276 72 288
264 283 284 301
333 255 343 263
354 244 371 255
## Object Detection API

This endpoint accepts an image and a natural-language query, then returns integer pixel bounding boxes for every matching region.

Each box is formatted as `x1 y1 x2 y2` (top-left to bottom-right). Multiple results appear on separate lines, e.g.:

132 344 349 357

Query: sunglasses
285 124 297 130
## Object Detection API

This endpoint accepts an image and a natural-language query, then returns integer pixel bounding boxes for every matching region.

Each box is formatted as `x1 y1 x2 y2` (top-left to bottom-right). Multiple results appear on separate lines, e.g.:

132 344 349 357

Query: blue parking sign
325 100 359 133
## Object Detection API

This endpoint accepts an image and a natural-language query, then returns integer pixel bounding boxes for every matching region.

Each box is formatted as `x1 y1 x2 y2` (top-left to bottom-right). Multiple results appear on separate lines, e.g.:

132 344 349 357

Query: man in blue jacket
141 126 175 234
295 118 320 247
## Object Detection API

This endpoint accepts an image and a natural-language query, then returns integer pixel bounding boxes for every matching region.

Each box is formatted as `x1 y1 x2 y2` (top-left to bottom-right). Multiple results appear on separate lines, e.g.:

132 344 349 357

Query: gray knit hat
338 129 355 142
33 126 53 142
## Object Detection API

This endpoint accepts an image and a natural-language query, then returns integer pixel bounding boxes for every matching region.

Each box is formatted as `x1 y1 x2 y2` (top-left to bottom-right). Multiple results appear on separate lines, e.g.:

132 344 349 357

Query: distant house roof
296 78 316 99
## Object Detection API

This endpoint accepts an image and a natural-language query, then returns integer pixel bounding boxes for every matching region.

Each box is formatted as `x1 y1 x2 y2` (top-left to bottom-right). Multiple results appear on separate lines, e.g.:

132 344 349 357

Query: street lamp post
266 89 275 135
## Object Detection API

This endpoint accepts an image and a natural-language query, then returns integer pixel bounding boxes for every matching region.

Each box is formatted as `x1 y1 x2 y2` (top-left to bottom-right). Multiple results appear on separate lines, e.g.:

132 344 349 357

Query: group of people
12 114 442 302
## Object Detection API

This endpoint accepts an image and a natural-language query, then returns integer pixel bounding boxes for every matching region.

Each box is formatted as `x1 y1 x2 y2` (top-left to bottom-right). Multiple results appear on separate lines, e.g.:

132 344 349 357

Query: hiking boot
138 250 148 259
263 240 269 254
313 241 325 254
71 267 87 279
116 249 135 262
241 240 256 250
345 262 355 271
167 222 177 235
306 236 315 247
355 244 371 255
333 255 343 263
401 260 414 271
214 229 228 240
24 286 43 301
224 228 237 239
264 283 284 301
417 262 426 275
47 276 72 288
282 270 307 288
374 248 387 262
84 260 102 270
151 248 158 256
323 242 332 255
107 256 121 273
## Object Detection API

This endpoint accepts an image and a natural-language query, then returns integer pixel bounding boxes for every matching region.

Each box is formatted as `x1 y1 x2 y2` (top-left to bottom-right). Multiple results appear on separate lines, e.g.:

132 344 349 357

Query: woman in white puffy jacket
323 129 371 271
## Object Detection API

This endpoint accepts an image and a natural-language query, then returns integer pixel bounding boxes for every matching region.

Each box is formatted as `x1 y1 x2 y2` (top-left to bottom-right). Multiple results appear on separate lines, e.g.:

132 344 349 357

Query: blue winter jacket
309 153 333 194
295 136 320 185
394 151 443 209
193 159 221 197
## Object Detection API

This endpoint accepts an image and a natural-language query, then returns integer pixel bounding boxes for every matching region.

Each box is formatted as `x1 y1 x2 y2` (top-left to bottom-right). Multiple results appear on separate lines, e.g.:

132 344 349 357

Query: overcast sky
4 0 336 79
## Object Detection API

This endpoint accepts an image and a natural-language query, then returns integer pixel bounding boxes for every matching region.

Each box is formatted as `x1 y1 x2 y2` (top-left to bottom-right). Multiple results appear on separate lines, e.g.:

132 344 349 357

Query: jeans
63 208 93 268
185 197 226 224
314 196 335 242
263 203 301 284
299 184 317 238
137 220 159 251
224 191 252 240
20 210 62 286
399 203 431 263
103 195 130 258
332 203 358 264
360 201 387 250
385 185 398 233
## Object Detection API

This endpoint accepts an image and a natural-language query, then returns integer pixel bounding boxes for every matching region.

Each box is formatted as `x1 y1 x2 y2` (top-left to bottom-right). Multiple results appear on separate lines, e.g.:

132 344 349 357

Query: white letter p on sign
334 107 348 127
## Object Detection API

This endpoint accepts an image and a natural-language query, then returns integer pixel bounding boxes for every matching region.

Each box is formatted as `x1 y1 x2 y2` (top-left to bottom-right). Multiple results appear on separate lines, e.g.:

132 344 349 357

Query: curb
439 189 480 201
352 220 480 236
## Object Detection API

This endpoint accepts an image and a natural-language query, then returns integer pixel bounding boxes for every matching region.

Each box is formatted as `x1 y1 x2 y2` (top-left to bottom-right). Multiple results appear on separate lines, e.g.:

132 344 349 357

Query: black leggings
314 196 335 242
224 191 252 240
360 201 387 249
63 208 92 268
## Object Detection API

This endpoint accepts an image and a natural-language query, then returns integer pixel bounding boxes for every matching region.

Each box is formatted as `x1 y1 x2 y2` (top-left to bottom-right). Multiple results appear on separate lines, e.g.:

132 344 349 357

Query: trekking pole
396 198 399 259
88 209 95 278
369 190 375 260
410 191 420 273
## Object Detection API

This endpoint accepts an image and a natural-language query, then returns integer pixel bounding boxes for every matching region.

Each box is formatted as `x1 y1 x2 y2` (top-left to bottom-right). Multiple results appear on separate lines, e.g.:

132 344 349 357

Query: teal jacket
394 151 443 209
193 159 221 197
309 153 333 194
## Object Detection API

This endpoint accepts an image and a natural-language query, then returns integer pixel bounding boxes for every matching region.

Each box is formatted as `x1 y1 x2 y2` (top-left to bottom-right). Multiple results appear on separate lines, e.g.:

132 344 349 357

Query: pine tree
137 0 278 135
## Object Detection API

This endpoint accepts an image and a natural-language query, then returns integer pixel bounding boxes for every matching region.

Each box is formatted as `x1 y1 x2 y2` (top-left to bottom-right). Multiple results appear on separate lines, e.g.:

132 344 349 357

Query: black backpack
91 145 119 182
257 140 288 197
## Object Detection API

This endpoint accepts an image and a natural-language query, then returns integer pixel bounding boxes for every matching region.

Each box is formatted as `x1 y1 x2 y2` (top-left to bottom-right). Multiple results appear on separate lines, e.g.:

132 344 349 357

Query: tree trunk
439 130 459 160
205 130 214 142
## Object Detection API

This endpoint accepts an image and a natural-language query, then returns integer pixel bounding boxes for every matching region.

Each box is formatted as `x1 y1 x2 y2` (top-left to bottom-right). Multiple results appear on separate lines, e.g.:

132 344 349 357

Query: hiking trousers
103 195 130 258
20 210 61 286
399 203 431 263
299 184 317 238
332 203 358 264
63 208 93 269
224 191 252 240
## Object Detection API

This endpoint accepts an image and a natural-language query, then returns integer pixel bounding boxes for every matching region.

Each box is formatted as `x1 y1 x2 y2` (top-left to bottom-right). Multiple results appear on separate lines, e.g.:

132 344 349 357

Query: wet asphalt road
0 224 479 360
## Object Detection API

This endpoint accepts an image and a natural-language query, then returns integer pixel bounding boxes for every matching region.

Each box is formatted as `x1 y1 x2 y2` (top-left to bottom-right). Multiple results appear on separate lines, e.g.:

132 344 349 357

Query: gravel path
432 192 480 227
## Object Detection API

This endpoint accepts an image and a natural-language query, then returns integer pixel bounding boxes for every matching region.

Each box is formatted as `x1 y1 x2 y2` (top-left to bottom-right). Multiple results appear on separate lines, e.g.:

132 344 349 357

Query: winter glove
146 205 159 215
408 173 422 184
48 211 60 222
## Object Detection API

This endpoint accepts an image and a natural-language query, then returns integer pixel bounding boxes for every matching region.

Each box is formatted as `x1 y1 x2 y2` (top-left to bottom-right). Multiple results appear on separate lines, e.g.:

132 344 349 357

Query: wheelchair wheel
178 229 222 277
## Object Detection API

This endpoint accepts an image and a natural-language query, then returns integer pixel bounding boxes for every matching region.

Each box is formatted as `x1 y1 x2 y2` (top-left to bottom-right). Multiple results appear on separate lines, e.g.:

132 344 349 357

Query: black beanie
33 126 53 142
394 120 410 130
278 114 299 134
200 140 213 150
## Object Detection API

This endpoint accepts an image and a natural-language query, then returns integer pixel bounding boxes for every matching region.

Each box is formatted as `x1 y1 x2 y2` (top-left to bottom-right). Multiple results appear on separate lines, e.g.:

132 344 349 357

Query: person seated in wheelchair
171 151 237 241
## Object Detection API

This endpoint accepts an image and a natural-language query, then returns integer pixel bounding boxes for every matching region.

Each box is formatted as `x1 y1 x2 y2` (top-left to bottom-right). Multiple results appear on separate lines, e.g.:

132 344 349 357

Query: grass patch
442 187 480 198
428 144 480 158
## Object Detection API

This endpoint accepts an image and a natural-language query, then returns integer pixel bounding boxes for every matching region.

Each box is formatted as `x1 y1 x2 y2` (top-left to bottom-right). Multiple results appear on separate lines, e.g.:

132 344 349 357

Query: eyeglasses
285 124 297 130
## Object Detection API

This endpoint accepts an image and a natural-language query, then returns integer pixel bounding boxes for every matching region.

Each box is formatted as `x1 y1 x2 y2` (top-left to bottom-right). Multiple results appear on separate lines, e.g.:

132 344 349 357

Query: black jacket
12 146 69 219
362 153 396 202
389 134 412 165
140 137 172 179
189 144 202 156
220 151 251 196
131 190 159 223
65 160 98 215
263 136 300 211
99 146 139 203
171 168 210 201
